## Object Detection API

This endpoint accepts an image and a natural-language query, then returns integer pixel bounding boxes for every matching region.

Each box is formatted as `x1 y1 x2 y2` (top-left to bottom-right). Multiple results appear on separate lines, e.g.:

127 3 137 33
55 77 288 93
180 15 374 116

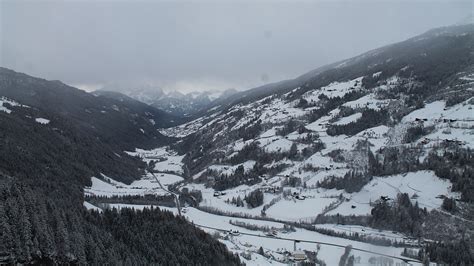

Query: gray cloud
1 0 472 92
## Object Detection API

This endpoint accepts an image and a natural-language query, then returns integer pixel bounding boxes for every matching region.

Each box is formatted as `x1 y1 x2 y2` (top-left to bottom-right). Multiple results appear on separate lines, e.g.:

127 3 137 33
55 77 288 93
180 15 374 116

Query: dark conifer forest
0 69 240 264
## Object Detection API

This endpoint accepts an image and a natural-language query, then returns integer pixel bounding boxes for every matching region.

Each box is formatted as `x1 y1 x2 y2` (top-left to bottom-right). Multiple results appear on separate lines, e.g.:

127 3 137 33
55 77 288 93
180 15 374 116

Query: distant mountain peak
97 85 239 116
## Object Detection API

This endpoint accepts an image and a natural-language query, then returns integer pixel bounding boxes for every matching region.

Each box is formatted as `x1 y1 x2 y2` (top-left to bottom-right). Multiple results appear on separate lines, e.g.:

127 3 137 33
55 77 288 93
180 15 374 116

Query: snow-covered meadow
93 204 420 265
83 71 473 265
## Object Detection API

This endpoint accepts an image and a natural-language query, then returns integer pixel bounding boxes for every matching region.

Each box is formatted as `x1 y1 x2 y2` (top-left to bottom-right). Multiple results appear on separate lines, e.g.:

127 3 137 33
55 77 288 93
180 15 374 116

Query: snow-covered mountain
0 67 242 265
150 88 237 117
85 24 474 265
5 23 471 265
98 84 238 116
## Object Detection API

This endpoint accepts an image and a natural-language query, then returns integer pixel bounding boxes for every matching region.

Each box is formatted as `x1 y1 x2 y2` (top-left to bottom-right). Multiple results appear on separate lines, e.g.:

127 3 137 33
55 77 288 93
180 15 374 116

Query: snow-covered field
127 147 185 174
343 93 391 110
181 169 457 226
327 171 458 216
98 204 419 265
334 112 362 125
84 173 183 197
401 99 474 148
264 196 336 222
209 160 256 175
313 223 418 244
304 77 363 101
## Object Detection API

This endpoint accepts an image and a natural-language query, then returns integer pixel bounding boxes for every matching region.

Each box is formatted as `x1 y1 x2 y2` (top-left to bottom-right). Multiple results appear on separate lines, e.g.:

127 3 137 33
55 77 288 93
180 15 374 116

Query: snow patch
35 118 50 124
264 138 294 153
83 201 102 212
0 97 28 113
343 94 390 110
333 113 362 125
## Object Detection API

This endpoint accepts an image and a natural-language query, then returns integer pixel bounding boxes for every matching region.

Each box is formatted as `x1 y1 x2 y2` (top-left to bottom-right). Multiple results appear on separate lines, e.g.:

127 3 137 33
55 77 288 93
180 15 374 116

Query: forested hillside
0 180 239 264
0 69 240 264
0 68 181 150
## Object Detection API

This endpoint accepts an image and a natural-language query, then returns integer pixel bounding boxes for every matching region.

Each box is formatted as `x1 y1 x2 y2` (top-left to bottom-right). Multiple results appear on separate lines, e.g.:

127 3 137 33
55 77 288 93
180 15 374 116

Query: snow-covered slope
84 24 474 265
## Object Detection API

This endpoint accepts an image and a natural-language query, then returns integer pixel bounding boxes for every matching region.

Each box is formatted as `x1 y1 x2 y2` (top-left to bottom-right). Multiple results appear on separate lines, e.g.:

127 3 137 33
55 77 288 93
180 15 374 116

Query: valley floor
105 204 420 265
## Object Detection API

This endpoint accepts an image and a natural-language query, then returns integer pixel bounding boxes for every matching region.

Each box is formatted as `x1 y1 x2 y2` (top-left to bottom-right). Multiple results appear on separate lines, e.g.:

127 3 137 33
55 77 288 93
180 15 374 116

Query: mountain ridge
97 84 239 117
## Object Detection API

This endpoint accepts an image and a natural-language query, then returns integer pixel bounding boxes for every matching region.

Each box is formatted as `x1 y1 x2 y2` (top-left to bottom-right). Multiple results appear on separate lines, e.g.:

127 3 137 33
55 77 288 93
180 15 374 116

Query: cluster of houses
263 186 280 194
230 231 309 263
418 137 464 146
213 191 226 197
350 101 387 109
414 117 474 123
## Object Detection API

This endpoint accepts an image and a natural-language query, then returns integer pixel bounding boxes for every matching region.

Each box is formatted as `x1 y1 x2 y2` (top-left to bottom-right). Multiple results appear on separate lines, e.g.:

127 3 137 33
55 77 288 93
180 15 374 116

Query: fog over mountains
97 84 238 116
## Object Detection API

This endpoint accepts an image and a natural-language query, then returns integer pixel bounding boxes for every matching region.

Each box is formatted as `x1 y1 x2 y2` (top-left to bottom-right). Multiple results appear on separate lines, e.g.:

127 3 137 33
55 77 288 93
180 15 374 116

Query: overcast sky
1 1 472 93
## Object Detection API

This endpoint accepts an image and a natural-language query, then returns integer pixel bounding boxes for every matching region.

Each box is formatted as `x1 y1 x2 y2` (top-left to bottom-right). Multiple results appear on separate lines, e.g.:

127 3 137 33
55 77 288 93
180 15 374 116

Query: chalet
214 191 224 197
264 187 278 194
228 230 240 236
292 250 306 261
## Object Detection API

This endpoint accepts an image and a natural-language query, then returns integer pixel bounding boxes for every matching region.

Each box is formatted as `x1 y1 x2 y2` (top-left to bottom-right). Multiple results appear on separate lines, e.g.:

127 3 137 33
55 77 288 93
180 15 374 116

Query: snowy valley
83 25 474 265
1 22 473 266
